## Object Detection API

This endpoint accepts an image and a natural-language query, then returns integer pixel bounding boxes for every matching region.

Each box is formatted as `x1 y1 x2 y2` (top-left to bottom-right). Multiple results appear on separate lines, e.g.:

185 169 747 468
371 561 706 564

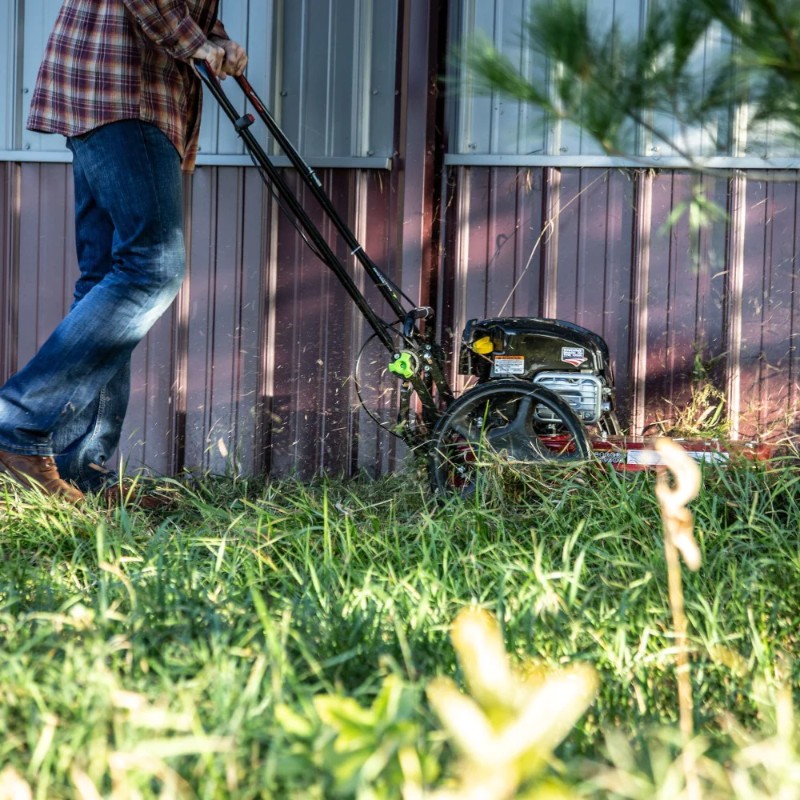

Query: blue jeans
0 120 185 491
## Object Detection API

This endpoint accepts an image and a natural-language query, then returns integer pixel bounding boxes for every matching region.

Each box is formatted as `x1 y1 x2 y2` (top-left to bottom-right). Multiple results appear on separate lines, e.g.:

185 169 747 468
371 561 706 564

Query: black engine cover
459 317 614 384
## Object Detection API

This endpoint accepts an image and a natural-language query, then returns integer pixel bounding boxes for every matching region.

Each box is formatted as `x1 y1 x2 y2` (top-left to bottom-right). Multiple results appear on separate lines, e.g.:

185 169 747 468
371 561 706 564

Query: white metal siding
451 0 800 163
275 0 397 159
8 0 397 163
20 0 63 154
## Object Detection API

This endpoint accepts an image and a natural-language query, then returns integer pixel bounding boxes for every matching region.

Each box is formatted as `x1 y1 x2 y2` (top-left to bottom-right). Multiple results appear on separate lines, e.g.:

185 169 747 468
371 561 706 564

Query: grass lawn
0 458 798 798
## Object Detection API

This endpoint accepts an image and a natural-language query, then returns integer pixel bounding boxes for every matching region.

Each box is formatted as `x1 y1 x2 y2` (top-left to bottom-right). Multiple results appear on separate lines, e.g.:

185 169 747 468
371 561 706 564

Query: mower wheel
428 380 592 500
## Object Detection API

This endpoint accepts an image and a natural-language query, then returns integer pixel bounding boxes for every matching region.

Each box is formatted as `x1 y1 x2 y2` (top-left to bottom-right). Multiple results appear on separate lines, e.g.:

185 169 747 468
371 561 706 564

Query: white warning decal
492 355 525 375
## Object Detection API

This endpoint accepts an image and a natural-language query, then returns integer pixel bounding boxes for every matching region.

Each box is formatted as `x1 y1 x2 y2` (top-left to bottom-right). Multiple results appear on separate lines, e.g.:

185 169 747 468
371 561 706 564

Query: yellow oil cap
472 336 494 354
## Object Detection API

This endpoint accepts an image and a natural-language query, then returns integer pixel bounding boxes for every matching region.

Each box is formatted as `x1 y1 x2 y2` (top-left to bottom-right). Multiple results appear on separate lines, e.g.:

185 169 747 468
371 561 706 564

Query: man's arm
122 1 246 77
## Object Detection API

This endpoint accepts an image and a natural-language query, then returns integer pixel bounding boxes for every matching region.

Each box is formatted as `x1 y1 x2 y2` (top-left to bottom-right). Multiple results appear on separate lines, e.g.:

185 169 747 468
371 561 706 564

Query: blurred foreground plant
423 608 598 799
275 675 437 800
586 668 800 799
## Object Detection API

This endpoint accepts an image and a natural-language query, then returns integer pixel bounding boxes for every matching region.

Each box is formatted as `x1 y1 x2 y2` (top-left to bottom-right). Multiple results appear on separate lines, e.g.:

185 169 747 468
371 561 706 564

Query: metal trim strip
445 154 800 170
0 151 393 169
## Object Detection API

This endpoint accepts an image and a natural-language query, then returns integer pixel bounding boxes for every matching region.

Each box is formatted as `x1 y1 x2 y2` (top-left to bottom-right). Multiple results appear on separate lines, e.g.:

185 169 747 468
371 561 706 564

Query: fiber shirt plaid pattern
27 0 230 171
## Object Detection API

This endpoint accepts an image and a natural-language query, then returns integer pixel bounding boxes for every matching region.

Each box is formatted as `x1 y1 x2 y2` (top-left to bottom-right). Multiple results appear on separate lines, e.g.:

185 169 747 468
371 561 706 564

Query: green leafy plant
275 676 436 800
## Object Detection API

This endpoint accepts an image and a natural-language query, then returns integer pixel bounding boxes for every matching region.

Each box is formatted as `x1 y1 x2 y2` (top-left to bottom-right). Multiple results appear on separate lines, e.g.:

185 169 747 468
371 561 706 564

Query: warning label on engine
492 355 525 376
561 347 587 367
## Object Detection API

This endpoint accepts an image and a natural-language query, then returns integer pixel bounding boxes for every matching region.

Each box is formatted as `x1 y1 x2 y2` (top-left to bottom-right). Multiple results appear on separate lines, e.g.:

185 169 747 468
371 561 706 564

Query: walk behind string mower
197 64 771 498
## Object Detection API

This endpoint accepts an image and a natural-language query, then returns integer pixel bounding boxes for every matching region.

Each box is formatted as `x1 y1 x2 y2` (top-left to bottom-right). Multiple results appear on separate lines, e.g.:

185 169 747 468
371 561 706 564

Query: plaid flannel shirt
27 0 230 171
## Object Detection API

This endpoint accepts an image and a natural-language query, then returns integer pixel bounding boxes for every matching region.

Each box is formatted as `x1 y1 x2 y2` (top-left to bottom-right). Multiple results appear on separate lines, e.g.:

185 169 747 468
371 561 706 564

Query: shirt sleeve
122 0 208 62
208 19 230 43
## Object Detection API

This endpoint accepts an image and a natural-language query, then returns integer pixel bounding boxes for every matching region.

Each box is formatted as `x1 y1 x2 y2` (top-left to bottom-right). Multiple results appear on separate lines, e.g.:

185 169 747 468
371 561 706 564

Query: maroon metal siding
0 162 406 479
444 166 800 441
178 167 270 477
0 163 16 383
739 175 800 437
0 0 444 481
3 164 800 480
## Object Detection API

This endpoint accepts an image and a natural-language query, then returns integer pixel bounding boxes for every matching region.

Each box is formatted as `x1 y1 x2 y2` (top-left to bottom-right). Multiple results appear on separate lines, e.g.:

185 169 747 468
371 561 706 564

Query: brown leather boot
0 450 85 504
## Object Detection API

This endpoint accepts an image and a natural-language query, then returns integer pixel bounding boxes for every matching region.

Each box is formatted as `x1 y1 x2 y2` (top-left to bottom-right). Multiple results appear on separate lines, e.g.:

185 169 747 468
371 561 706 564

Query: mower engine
459 317 621 435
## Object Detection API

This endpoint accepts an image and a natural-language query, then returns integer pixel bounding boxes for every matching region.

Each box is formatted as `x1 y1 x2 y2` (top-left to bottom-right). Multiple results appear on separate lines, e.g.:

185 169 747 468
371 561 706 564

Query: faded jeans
0 120 185 491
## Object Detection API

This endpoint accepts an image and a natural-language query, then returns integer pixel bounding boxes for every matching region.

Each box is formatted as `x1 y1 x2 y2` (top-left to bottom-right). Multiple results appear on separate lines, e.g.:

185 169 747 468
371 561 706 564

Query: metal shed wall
0 161 412 479
0 0 437 480
450 0 800 162
441 166 800 440
3 0 800 485
13 0 396 164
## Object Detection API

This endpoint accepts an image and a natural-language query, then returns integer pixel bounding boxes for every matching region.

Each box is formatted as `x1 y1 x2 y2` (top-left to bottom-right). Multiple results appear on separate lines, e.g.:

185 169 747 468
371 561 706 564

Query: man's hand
219 39 248 77
191 40 226 77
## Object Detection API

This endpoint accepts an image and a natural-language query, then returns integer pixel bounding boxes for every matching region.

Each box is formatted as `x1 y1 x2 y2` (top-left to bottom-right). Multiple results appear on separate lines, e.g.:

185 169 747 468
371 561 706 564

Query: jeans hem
0 438 55 457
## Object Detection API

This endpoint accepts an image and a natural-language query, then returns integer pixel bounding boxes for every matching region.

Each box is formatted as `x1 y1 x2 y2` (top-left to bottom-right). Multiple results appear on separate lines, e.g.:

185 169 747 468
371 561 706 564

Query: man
0 0 247 504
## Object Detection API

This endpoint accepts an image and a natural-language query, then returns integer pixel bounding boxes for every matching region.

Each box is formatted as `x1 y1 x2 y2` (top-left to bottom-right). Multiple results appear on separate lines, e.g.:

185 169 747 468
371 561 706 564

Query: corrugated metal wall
450 0 800 161
440 0 799 443
442 166 800 439
2 1 799 484
1 161 408 478
16 0 395 164
1 0 430 480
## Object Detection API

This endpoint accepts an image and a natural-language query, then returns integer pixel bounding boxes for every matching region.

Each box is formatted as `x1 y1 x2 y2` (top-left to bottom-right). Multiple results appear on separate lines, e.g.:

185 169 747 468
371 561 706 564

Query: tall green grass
0 459 798 797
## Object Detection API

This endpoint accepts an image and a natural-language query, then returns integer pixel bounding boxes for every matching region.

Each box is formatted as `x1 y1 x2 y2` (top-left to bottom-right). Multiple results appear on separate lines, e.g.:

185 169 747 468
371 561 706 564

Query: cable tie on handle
350 245 363 256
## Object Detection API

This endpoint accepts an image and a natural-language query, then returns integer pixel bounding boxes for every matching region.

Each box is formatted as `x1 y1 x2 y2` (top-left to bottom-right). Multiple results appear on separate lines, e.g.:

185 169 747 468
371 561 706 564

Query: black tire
428 380 592 499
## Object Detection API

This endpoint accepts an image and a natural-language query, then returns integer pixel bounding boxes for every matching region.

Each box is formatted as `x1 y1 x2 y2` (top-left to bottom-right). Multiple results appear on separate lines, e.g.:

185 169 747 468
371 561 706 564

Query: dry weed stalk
654 436 702 800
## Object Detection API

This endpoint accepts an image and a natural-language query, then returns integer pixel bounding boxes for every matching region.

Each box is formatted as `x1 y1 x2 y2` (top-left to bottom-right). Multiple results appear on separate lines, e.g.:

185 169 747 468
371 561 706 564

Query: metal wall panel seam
394 0 437 309
348 170 369 471
443 154 800 170
353 0 371 157
451 167 473 390
0 152 394 169
315 174 335 474
541 166 560 317
725 172 746 439
455 0 483 154
0 164 21 379
792 182 800 426
14 149 800 170
170 174 194 474
2 1 20 150
323 1 335 157
630 170 653 435
271 0 287 159
260 180 279 474
435 164 451 352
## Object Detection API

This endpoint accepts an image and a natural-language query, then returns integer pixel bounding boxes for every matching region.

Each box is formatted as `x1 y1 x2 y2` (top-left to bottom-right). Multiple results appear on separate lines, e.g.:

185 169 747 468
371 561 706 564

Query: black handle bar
196 62 412 347
194 62 454 420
